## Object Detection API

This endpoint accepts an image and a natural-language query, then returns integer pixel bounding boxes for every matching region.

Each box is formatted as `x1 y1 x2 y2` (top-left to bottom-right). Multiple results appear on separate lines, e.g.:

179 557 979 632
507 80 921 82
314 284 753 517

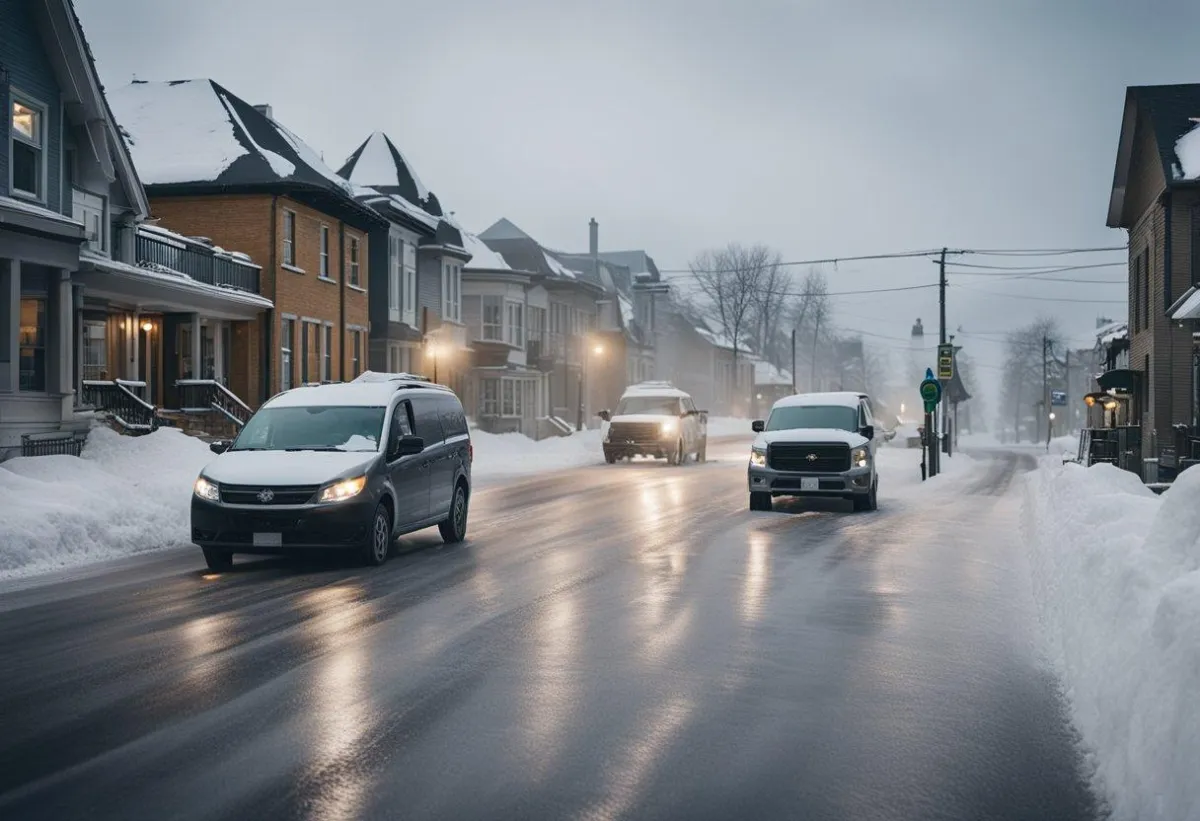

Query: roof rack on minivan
352 371 453 392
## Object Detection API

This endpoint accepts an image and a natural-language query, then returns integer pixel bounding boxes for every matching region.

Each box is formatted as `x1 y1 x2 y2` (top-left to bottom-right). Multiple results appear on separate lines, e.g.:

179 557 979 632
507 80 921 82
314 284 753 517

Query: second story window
506 301 524 349
402 241 417 326
481 296 503 342
349 237 361 287
319 225 330 277
283 210 296 267
388 236 402 323
11 96 46 201
442 262 461 322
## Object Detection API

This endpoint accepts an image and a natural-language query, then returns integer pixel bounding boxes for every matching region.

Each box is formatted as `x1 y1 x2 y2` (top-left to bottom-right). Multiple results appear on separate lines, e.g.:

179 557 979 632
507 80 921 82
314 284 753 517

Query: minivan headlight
319 475 367 503
193 476 219 502
750 447 767 467
851 447 870 468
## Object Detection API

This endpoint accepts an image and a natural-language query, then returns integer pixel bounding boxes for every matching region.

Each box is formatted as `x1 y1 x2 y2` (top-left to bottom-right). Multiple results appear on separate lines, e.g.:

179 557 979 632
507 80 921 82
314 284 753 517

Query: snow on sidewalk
1022 458 1200 820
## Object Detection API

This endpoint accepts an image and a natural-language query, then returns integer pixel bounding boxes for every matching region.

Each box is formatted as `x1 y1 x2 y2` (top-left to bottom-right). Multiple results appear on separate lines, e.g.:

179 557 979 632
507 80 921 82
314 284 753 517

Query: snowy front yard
1023 458 1200 821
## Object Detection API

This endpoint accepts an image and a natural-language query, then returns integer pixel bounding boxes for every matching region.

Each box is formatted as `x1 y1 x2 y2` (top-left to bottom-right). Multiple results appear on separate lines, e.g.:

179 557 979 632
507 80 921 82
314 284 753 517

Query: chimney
911 318 924 338
589 218 598 258
254 104 273 120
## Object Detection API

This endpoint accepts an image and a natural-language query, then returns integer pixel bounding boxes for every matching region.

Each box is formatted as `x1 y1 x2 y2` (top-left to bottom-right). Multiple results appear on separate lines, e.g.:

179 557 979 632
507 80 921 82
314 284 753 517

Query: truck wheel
605 452 616 464
697 438 707 463
749 492 772 511
202 548 232 572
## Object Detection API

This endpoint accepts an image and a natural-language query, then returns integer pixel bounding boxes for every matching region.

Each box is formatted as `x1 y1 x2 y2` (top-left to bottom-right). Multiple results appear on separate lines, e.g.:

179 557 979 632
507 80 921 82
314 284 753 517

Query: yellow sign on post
937 344 954 380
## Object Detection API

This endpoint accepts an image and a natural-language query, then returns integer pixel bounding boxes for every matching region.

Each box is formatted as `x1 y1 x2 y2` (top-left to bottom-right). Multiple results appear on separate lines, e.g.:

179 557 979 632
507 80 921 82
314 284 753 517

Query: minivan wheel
439 482 469 544
202 547 233 572
363 504 392 566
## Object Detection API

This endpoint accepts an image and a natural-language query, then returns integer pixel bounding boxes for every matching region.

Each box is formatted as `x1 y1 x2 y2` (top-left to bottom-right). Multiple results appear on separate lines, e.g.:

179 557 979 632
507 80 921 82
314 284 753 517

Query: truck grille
767 443 850 473
219 484 320 505
609 421 662 443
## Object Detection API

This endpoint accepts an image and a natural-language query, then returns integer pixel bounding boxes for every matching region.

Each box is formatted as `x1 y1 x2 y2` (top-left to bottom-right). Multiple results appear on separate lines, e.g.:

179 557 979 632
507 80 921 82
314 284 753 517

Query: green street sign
919 377 942 413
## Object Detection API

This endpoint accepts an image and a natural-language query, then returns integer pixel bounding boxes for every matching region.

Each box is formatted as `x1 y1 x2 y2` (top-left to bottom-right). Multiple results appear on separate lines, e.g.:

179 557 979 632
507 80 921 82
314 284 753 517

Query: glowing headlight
319 475 367 503
851 447 870 468
750 447 767 467
660 419 677 436
193 476 219 502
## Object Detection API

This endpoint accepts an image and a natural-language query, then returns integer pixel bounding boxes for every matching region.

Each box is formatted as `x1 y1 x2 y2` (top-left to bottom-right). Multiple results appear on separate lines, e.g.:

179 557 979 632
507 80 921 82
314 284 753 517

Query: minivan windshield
766 404 859 433
230 405 387 452
615 396 682 416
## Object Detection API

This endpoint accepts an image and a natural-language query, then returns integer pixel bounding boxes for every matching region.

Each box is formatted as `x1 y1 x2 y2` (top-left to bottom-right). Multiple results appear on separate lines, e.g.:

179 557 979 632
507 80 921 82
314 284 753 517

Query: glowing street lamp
427 341 442 383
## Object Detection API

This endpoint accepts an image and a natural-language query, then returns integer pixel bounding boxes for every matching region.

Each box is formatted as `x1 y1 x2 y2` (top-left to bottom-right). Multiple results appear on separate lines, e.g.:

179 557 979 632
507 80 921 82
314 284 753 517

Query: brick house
336 131 470 395
108 80 387 408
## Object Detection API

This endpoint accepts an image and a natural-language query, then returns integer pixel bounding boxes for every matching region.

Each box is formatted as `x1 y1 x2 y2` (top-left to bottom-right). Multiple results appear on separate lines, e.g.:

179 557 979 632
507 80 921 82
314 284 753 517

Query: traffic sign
1050 390 1067 406
937 343 954 380
919 377 942 413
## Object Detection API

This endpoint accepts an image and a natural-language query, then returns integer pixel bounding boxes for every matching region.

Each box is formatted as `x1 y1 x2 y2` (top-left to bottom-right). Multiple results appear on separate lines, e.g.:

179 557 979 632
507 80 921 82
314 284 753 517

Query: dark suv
190 372 472 570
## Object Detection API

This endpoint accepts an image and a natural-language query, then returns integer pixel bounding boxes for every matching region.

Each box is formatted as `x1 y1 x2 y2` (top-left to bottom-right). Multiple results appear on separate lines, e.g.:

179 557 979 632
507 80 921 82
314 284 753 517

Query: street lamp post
578 341 604 431
427 342 440 384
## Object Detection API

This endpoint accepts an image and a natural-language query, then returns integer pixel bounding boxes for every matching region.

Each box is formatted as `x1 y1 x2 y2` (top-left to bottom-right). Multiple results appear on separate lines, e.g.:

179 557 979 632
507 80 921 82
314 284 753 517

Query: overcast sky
76 0 1200 415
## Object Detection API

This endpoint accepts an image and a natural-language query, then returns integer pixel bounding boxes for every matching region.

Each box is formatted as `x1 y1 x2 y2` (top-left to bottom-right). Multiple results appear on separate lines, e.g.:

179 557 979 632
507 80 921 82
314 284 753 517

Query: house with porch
336 131 470 394
1104 83 1200 471
458 230 554 438
108 79 387 408
479 218 604 428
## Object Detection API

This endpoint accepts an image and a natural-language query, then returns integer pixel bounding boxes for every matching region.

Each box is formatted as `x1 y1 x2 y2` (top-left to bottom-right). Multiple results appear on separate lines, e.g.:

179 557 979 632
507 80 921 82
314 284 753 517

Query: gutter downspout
264 194 278 402
1165 196 1174 441
339 223 346 381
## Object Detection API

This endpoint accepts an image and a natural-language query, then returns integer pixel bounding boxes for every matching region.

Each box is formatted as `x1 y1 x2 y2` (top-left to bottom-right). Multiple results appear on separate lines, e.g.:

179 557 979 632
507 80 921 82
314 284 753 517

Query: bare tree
1001 316 1061 442
689 242 774 385
746 248 788 365
784 268 832 390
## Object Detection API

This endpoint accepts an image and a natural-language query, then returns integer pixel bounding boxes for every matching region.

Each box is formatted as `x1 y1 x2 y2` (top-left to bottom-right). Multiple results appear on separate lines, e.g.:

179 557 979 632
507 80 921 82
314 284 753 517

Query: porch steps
538 416 574 438
157 410 240 441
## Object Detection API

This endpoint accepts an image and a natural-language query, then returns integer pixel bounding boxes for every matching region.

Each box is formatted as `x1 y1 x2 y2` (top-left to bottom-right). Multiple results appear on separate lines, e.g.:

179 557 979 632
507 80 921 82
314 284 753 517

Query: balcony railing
136 230 261 293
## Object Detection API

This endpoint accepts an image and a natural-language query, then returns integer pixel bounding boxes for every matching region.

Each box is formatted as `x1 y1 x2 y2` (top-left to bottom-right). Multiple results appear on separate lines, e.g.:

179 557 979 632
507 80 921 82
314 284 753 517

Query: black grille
609 422 664 443
768 443 851 473
218 484 320 505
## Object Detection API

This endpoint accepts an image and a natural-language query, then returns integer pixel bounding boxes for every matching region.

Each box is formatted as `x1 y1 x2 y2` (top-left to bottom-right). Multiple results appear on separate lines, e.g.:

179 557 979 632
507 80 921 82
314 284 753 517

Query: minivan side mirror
209 440 230 454
751 420 765 433
598 409 611 422
391 434 425 458
861 425 875 440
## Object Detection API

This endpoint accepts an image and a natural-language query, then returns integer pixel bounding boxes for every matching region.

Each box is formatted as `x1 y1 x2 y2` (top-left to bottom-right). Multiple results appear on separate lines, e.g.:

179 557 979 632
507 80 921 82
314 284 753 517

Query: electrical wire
952 285 1127 304
657 249 953 275
943 261 1125 272
658 278 940 298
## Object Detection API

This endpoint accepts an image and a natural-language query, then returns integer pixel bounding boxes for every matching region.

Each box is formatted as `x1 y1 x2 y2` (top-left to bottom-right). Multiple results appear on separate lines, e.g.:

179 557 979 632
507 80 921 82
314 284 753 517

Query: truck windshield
766 405 859 433
231 406 386 452
615 396 682 415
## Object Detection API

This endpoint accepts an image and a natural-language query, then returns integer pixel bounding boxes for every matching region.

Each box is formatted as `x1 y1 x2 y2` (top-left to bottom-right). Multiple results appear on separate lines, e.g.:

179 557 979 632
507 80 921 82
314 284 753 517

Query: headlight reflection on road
742 530 772 624
524 594 580 779
181 613 234 692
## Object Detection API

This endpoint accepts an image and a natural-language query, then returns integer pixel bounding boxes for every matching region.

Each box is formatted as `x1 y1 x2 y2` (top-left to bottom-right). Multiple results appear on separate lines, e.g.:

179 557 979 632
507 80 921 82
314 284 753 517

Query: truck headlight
851 447 870 468
750 447 766 467
319 475 367 503
660 419 677 436
193 476 219 502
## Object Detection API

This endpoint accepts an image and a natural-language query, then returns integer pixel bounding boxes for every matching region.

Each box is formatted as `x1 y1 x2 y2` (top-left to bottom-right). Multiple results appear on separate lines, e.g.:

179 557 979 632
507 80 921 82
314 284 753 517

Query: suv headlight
851 447 870 468
319 475 367 503
660 419 677 436
750 447 766 467
193 476 219 502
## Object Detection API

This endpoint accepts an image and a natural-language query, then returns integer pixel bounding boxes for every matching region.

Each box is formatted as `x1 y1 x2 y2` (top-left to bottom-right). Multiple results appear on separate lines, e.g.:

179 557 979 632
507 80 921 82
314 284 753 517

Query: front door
386 400 430 528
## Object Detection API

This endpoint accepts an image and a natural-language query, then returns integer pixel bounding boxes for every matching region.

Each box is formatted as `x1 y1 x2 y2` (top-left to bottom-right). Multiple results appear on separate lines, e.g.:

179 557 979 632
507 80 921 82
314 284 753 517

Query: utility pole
791 328 796 394
1043 335 1051 449
1064 347 1071 434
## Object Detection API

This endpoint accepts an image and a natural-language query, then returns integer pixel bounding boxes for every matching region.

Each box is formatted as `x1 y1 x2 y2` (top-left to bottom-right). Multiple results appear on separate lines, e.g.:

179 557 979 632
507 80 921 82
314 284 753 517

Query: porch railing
81 379 159 433
136 230 261 293
176 379 253 427
21 431 88 457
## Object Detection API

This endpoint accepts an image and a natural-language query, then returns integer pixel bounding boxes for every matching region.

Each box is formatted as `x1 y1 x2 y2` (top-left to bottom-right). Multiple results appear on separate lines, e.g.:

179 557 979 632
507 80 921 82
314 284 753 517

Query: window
319 225 331 277
388 236 402 322
352 330 362 377
82 320 107 381
766 404 859 433
506 301 524 348
283 210 297 267
1140 246 1150 331
402 241 417 326
482 296 503 341
390 401 414 439
322 325 332 382
480 379 499 416
280 319 294 391
528 306 546 343
11 96 46 200
17 298 46 391
349 237 361 287
232 406 385 452
442 262 461 321
480 377 535 418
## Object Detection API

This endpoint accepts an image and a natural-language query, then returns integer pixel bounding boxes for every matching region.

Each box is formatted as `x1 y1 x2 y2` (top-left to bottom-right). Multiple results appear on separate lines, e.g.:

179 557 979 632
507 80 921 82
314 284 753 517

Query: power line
944 261 1125 273
953 285 1127 304
658 278 940 298
658 249 952 275
964 245 1127 256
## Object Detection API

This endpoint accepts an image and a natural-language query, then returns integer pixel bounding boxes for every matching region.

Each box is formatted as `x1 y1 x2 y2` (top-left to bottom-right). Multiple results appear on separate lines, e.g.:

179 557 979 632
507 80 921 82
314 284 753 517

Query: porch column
191 314 202 379
130 310 140 381
57 270 74 396
3 259 18 393
213 320 225 382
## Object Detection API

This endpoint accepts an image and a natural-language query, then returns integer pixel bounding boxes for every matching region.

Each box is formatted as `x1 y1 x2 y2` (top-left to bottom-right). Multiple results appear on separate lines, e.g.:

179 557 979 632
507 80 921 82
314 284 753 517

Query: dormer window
11 96 46 201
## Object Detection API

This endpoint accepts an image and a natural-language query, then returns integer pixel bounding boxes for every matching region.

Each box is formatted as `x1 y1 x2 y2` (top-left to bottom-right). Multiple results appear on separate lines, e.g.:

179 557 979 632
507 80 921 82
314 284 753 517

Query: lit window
19 298 47 391
11 98 45 200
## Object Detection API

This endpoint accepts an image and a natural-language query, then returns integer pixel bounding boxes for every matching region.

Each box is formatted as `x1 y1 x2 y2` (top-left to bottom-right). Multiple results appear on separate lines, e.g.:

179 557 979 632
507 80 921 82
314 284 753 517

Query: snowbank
0 427 214 580
471 428 604 479
1023 458 1200 820
875 447 978 494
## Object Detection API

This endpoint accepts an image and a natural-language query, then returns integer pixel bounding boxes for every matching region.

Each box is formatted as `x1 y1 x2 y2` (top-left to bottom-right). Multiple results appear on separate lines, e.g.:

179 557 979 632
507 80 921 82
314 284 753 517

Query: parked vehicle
890 417 923 449
747 391 879 512
191 371 471 570
598 381 708 465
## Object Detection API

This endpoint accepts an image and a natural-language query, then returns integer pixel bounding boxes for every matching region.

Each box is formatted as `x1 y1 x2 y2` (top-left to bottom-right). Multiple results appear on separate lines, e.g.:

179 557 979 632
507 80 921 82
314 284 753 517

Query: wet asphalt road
0 439 1103 821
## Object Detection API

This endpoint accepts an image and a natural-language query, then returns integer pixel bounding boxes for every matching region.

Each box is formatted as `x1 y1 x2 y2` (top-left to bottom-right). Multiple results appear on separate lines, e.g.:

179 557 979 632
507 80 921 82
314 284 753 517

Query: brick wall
147 193 369 404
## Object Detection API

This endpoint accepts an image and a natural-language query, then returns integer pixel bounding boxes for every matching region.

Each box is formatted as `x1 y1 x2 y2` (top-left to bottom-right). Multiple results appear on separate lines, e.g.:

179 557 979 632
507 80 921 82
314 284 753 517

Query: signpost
1050 390 1067 406
937 343 954 380
919 368 943 479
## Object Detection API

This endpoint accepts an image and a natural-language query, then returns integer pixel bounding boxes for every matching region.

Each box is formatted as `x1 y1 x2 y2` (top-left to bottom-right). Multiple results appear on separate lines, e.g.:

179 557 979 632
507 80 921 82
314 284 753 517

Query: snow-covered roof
621 381 690 399
479 218 533 242
1176 122 1200 180
754 359 792 386
695 323 741 352
1096 319 1130 344
463 231 511 271
108 81 373 225
543 251 579 279
339 131 429 200
773 391 865 410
